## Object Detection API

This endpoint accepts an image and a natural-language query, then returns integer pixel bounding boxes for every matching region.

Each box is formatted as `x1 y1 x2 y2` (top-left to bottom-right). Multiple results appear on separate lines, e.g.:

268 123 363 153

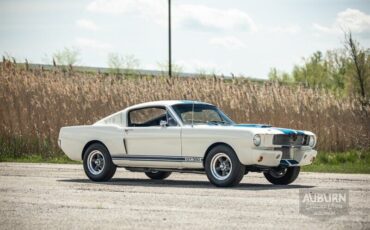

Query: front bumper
249 147 317 167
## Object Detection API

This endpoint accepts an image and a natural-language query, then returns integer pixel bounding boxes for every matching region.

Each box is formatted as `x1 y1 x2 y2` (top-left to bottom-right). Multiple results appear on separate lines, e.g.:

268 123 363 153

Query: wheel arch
81 140 109 160
203 142 237 167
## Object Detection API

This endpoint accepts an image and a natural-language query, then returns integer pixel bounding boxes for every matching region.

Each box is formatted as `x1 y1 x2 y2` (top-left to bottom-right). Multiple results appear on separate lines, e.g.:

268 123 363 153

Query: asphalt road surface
0 163 369 230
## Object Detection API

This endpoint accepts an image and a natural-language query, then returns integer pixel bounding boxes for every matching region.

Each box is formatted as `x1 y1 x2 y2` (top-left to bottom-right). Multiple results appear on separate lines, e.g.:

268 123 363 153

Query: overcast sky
0 0 369 78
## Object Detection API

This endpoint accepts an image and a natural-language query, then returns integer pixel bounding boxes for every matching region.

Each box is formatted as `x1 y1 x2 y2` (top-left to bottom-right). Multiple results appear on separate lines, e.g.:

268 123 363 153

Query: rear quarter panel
58 125 125 161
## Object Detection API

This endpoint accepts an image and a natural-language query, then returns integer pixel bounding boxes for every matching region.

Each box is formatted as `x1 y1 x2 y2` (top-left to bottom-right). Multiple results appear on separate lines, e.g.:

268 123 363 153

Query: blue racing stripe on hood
234 124 272 128
234 124 305 135
274 128 301 135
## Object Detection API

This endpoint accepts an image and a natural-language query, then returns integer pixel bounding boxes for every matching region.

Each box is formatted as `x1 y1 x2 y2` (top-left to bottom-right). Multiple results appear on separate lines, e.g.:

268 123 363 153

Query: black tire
205 145 245 187
145 171 171 180
83 143 117 182
264 166 300 185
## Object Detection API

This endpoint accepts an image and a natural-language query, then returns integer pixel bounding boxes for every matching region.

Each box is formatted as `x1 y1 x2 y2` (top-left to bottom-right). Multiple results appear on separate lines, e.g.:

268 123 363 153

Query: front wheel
264 166 300 185
205 145 245 187
145 171 171 180
83 143 116 182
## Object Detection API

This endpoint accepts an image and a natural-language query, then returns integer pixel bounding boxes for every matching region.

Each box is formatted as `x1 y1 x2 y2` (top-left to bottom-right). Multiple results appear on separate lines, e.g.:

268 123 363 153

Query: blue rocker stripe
112 155 201 162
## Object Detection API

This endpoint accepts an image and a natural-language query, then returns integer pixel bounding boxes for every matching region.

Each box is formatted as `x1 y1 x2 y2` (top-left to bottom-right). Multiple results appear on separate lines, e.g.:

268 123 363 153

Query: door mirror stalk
160 120 168 127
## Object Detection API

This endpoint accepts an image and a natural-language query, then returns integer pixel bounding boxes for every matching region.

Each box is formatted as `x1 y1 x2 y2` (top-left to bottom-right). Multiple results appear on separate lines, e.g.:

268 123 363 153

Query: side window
128 107 177 127
102 112 124 126
180 109 221 124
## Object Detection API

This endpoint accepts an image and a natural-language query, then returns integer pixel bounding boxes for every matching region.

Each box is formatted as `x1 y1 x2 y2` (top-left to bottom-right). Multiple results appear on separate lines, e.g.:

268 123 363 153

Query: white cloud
86 0 256 31
313 23 336 34
209 36 246 49
87 0 146 14
337 8 370 33
76 19 99 31
314 8 370 34
87 0 167 26
268 25 301 34
75 37 111 50
174 4 256 31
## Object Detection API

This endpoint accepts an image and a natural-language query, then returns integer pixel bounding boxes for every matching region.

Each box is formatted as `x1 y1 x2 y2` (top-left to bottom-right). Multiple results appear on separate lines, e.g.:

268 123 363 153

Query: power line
168 0 172 78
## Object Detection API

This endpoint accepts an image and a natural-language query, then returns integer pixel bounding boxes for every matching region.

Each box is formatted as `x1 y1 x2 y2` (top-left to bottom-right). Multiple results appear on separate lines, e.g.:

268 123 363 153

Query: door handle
124 129 134 133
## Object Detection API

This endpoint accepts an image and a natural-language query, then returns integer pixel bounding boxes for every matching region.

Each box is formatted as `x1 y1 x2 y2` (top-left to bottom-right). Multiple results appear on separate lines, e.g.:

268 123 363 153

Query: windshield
171 103 235 125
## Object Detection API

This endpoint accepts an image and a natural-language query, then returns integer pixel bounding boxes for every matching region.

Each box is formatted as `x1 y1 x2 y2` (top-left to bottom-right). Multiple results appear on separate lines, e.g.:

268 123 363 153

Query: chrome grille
273 134 309 146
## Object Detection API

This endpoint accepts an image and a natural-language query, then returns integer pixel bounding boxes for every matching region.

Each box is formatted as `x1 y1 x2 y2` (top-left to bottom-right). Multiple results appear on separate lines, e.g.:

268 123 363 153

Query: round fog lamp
253 134 261 146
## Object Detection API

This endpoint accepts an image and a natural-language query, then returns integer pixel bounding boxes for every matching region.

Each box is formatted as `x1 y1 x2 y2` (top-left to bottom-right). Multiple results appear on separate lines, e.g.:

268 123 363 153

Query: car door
122 106 182 167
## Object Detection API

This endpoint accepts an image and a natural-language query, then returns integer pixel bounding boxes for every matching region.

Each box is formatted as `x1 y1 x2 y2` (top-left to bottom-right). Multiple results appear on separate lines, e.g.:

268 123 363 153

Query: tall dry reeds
0 62 369 158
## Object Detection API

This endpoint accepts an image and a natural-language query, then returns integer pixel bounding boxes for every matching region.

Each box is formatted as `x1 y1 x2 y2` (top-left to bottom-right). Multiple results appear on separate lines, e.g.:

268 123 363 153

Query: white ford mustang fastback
59 100 317 187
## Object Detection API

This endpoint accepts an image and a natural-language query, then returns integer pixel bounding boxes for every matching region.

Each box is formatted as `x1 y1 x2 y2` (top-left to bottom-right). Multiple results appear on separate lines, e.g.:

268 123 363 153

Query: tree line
269 32 369 103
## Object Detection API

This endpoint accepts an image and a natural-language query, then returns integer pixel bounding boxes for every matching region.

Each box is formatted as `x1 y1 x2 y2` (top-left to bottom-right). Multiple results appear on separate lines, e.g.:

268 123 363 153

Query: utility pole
168 0 172 78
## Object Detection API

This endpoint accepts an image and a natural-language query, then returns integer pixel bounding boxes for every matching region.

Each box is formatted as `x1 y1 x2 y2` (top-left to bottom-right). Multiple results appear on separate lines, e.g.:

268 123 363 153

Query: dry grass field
0 62 369 159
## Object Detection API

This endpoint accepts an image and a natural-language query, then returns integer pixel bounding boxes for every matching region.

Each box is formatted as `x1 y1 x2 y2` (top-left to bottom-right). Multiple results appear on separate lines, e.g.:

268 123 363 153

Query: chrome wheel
210 153 232 180
87 150 105 175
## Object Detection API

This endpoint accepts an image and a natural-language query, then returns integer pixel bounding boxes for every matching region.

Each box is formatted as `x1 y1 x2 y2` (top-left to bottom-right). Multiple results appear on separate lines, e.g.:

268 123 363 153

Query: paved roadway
0 163 369 229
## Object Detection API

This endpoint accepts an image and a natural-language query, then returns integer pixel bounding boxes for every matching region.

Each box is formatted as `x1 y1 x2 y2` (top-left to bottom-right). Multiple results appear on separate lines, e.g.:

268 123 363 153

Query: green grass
0 154 79 164
0 150 369 173
302 150 370 174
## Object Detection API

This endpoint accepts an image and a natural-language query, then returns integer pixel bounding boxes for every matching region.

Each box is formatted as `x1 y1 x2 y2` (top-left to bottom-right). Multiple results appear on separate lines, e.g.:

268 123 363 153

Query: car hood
191 123 314 136
234 124 311 135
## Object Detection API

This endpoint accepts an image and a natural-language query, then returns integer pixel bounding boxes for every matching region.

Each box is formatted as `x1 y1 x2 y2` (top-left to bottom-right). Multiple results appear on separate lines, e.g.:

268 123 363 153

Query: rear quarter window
101 112 124 126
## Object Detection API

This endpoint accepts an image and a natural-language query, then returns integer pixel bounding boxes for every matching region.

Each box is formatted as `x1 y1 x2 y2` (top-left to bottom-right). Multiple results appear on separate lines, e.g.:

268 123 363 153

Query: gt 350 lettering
184 157 203 162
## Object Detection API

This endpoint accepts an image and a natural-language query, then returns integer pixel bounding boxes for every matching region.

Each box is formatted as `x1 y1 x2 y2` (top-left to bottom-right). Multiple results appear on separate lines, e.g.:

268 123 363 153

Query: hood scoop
234 124 272 128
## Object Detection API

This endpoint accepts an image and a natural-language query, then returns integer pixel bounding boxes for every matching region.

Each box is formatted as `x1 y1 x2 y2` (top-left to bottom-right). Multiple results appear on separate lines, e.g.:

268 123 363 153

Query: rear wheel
264 166 300 185
145 171 171 180
205 145 244 187
83 143 116 182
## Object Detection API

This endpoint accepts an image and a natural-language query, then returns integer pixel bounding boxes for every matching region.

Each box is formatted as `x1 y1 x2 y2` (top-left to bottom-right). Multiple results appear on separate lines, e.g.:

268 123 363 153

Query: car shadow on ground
58 178 314 191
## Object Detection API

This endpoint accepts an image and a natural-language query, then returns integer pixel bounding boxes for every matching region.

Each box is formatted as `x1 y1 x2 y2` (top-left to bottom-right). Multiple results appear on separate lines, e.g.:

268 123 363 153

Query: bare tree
157 60 183 76
53 47 80 66
344 32 369 100
107 53 140 75
107 53 122 74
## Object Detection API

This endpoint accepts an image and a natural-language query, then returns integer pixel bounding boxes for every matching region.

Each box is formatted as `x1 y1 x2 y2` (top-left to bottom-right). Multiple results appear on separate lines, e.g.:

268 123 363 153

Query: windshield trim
171 103 235 126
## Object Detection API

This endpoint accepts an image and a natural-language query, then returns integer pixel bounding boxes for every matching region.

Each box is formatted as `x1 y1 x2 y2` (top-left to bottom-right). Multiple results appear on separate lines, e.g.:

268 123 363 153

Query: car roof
127 100 214 109
94 100 215 125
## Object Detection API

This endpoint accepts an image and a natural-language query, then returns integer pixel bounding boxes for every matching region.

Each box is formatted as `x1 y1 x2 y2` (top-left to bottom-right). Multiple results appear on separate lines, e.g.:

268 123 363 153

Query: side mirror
160 120 168 127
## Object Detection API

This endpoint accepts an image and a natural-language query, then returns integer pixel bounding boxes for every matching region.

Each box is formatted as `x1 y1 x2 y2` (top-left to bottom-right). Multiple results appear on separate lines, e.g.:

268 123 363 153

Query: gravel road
0 163 369 230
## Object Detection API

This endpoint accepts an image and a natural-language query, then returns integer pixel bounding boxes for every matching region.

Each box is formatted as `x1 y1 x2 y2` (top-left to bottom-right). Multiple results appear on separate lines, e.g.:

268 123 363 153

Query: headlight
253 134 261 146
309 136 316 147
